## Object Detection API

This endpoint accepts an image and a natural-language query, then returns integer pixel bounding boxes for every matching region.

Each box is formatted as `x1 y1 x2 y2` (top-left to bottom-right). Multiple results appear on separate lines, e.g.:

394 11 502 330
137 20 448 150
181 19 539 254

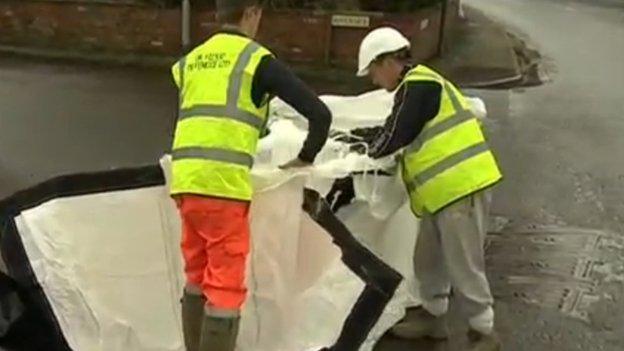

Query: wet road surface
0 57 176 199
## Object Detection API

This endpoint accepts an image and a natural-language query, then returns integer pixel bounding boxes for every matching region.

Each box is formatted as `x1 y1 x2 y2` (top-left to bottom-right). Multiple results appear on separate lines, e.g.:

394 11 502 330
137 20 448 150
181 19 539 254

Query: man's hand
279 158 312 170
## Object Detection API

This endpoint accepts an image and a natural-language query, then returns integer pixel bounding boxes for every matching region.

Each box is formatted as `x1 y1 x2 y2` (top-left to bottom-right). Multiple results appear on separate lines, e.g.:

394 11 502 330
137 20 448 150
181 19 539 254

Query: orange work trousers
176 195 251 311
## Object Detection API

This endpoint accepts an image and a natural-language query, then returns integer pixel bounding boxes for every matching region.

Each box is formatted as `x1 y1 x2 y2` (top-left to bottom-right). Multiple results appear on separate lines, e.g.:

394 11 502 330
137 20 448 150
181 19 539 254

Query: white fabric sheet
14 90 487 350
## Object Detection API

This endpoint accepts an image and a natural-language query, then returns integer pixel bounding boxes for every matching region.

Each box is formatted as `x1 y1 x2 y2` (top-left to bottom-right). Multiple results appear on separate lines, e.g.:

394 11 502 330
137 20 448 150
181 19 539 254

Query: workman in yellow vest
170 1 331 350
355 27 503 351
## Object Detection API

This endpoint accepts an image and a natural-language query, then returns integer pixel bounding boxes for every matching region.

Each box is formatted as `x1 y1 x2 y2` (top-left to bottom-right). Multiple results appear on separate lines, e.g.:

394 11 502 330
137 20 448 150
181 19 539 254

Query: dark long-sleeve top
252 55 331 162
369 73 442 159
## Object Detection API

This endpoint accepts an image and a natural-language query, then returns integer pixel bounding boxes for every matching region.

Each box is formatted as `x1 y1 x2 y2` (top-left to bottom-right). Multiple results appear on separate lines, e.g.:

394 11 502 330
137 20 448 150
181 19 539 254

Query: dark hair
216 0 264 24
374 46 412 66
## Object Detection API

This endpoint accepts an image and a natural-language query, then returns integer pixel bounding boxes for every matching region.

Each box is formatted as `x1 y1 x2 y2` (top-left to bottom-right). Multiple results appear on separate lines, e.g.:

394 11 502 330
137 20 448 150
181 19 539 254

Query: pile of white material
205 89 425 351
271 89 487 132
14 90 487 351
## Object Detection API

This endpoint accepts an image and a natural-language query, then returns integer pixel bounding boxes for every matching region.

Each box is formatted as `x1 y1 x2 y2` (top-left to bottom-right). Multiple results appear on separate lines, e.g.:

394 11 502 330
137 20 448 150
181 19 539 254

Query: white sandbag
270 89 393 131
270 90 489 130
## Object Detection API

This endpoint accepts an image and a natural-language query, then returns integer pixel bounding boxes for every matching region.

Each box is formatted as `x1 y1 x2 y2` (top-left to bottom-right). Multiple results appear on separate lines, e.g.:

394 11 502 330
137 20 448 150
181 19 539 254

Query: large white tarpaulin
0 90 487 351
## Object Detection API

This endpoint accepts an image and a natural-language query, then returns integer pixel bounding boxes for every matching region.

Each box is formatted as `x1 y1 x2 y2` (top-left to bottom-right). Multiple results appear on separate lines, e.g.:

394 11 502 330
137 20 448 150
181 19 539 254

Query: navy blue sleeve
253 56 332 163
369 81 442 159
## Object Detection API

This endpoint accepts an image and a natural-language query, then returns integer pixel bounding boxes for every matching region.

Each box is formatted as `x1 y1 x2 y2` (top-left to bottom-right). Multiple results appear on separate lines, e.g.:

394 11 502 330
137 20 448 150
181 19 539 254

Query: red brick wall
441 0 461 54
259 11 331 64
192 10 332 64
0 1 443 65
191 9 218 46
376 5 442 64
258 8 443 68
327 8 441 68
0 1 181 55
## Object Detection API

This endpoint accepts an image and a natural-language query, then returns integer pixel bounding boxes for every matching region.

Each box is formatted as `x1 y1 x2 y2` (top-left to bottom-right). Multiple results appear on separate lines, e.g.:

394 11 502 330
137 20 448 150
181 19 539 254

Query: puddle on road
486 226 624 322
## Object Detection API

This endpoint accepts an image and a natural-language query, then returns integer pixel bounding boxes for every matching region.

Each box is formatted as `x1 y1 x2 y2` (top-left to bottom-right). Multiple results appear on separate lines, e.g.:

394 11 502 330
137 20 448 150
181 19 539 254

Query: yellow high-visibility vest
401 65 503 216
170 33 273 201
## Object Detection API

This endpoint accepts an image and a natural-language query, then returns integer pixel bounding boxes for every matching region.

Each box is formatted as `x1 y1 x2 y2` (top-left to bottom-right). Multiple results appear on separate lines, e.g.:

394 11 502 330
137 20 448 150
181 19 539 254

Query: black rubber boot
329 285 393 351
181 292 205 351
198 314 240 351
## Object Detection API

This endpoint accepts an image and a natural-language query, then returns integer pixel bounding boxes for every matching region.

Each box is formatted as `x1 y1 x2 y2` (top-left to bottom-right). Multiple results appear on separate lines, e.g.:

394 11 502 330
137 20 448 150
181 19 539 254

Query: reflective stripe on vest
405 141 490 192
178 105 265 131
172 147 254 168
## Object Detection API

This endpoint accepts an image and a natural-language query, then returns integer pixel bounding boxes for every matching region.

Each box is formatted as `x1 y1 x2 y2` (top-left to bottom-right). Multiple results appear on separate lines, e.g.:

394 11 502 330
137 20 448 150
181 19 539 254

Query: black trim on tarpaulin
0 272 24 339
0 165 164 219
303 189 403 351
0 165 165 351
0 165 401 351
0 219 71 351
325 177 356 213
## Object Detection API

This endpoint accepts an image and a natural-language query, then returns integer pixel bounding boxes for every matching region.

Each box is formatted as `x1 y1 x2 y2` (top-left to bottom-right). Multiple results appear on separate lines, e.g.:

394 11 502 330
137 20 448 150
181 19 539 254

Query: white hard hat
357 27 411 77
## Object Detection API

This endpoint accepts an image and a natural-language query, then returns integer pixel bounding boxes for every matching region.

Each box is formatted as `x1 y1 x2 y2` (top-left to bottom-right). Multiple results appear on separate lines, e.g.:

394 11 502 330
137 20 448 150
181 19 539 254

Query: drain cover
486 226 623 321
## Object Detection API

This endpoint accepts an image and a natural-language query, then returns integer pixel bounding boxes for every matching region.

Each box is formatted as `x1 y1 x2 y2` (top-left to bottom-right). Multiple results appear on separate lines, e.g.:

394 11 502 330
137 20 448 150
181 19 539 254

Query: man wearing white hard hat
355 27 503 351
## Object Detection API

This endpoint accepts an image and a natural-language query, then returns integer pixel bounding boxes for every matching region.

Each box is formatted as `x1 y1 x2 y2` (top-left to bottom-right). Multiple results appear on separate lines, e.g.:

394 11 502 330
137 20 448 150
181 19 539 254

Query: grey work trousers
414 190 494 331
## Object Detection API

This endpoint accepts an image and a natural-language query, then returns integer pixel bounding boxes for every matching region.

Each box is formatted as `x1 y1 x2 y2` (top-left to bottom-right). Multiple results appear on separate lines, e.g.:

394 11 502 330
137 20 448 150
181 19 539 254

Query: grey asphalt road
469 0 624 233
464 0 624 350
0 58 177 199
